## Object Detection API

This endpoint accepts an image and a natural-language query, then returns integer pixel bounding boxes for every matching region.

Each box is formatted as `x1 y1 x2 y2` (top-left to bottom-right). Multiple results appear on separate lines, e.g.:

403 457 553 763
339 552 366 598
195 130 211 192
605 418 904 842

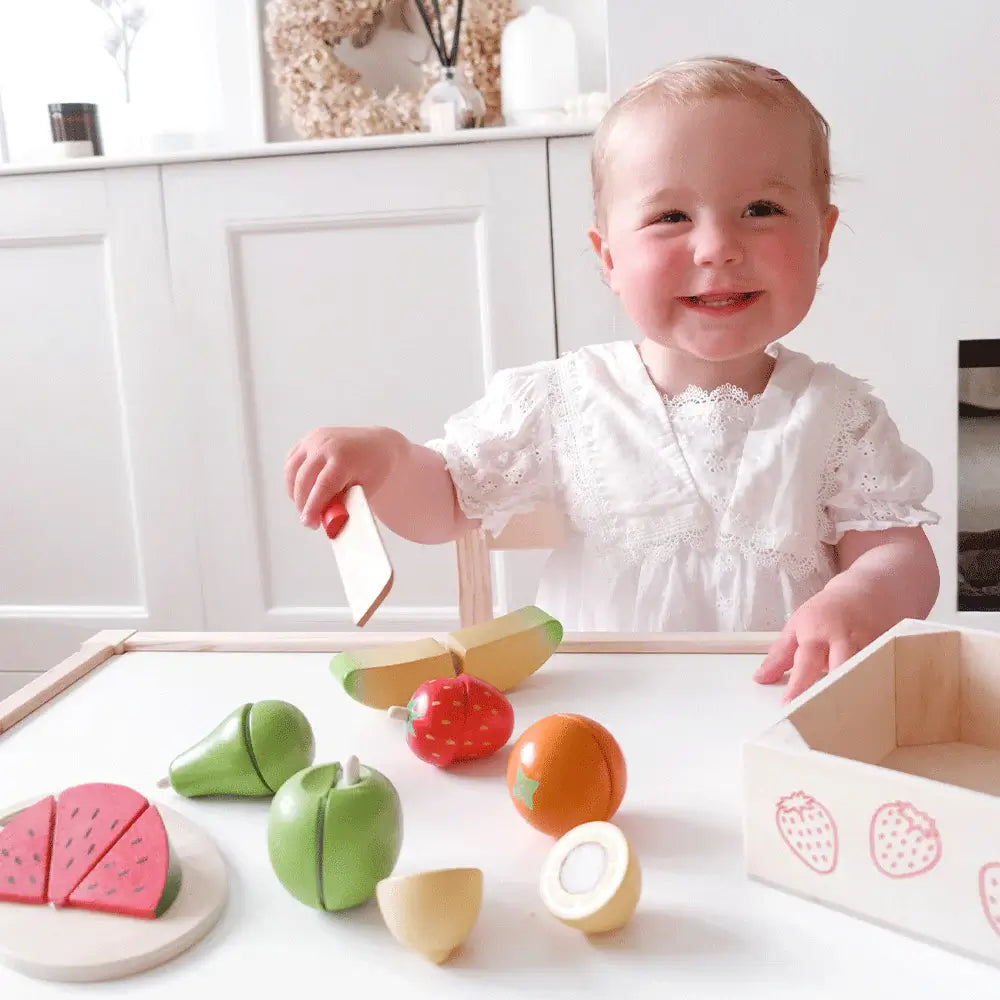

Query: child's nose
693 224 744 267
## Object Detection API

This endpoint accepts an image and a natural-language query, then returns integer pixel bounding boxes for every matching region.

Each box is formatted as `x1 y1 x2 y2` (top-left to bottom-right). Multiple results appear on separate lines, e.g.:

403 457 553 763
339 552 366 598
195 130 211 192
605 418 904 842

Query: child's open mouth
680 291 763 313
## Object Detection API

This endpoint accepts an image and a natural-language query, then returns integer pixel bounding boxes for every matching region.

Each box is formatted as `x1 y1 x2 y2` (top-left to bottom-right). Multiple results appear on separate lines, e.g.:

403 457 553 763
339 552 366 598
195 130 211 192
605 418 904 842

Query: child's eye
655 210 689 224
744 201 784 218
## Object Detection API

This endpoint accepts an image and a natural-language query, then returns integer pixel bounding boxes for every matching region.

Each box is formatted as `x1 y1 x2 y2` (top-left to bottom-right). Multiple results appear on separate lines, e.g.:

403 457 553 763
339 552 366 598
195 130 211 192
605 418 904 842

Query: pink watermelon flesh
0 796 55 904
66 804 181 919
47 783 148 906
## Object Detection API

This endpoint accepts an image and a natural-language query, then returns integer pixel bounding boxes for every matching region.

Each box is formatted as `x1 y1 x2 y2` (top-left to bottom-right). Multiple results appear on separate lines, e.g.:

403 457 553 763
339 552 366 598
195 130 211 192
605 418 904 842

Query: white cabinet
0 135 576 685
161 138 560 633
0 168 204 676
547 135 639 354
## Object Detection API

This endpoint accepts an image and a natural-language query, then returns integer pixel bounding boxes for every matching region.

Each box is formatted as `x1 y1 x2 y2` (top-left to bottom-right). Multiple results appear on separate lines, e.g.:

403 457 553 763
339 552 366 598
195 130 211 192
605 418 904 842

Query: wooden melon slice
444 606 563 692
331 638 459 709
66 805 181 919
48 783 149 907
0 796 55 904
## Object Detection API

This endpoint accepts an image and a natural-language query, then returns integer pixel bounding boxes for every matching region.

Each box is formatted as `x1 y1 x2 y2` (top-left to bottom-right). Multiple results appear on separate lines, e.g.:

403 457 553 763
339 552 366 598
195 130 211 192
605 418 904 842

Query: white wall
259 0 607 143
0 0 260 161
604 1 1000 625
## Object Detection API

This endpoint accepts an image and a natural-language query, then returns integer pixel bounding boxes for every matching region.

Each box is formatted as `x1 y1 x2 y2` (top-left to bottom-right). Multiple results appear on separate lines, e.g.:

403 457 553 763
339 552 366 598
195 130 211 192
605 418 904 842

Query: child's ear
588 227 615 285
818 204 839 269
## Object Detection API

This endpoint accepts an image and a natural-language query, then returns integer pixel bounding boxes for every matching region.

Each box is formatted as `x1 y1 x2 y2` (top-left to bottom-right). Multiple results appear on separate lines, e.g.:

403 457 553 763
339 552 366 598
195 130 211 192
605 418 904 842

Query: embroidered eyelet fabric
425 341 939 632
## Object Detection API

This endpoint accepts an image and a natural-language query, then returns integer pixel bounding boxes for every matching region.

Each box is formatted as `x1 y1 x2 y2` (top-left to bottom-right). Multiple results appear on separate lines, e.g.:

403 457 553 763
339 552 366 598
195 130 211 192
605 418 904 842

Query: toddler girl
285 55 940 702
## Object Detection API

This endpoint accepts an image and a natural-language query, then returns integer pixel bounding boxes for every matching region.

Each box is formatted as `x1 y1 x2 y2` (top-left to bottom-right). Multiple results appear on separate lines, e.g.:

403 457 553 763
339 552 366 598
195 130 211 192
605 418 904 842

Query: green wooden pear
166 700 315 797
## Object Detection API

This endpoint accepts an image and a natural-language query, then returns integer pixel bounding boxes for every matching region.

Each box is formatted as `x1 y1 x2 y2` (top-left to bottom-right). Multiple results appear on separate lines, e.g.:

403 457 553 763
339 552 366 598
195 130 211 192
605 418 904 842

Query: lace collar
662 383 764 410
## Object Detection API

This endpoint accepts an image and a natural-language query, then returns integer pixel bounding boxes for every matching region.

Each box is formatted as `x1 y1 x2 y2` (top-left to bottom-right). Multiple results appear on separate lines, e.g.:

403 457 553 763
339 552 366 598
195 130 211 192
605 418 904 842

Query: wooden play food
331 638 459 711
506 713 626 837
331 605 562 709
164 699 315 797
0 782 183 919
444 606 563 692
376 867 483 964
539 821 641 933
0 796 227 983
386 674 515 767
267 755 403 911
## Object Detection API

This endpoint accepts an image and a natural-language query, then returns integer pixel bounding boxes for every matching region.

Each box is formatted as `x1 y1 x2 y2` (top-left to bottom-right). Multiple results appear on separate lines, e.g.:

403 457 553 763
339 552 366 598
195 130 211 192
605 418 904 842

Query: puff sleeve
424 362 558 536
820 389 940 544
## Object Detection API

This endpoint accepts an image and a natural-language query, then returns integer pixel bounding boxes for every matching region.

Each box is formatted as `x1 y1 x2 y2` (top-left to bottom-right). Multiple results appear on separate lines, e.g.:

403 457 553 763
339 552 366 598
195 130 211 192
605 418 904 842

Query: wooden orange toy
505 714 626 838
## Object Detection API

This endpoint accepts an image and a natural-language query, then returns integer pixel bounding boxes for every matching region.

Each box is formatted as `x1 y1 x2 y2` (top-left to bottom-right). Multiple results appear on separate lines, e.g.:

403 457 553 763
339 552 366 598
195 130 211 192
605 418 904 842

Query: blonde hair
591 55 833 228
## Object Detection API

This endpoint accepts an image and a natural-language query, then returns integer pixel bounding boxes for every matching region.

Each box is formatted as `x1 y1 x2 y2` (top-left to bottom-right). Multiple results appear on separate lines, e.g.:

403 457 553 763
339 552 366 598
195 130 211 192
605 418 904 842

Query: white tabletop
1 640 999 996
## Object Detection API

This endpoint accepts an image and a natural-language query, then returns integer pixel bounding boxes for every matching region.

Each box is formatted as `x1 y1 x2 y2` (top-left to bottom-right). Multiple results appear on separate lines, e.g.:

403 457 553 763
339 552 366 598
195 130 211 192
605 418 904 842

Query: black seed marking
65 858 74 869
136 856 148 864
104 888 116 897
27 828 34 838
32 853 40 863
13 857 21 865
6 876 13 884
130 837 142 846
83 827 92 840
28 875 36 884
71 808 79 819
86 844 95 855
133 886 145 894
64 838 72 849
117 869 129 878
110 820 119 830
1 848 8 857
90 808 99 820
86 882 98 891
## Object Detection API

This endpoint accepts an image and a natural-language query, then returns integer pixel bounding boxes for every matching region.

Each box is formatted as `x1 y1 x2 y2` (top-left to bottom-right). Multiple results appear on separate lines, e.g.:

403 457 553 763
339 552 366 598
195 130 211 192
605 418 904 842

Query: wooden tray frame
0 629 778 737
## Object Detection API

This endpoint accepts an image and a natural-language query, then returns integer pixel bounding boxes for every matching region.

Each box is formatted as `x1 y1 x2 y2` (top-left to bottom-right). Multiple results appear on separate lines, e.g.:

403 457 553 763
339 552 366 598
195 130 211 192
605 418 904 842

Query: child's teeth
691 292 756 306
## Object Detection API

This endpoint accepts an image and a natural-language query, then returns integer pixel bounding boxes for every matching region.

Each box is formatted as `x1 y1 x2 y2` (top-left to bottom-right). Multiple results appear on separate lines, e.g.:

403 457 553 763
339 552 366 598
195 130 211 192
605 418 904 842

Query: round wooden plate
0 801 228 983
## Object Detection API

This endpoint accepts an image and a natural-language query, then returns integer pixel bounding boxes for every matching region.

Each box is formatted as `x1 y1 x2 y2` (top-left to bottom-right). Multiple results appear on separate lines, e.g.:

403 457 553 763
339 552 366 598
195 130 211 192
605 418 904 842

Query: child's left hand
752 586 887 704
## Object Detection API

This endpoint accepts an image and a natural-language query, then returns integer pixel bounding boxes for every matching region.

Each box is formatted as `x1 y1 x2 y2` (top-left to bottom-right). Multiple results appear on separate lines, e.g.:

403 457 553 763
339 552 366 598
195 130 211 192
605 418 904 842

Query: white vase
500 5 580 126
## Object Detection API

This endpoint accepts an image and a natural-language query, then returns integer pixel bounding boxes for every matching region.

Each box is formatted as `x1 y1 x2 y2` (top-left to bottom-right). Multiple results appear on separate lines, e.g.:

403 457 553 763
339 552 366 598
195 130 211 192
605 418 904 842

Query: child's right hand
284 426 404 530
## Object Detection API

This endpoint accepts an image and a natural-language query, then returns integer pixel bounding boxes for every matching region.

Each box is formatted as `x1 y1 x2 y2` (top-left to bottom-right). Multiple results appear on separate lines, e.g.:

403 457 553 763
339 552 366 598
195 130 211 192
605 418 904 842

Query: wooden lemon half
375 867 483 964
539 821 641 933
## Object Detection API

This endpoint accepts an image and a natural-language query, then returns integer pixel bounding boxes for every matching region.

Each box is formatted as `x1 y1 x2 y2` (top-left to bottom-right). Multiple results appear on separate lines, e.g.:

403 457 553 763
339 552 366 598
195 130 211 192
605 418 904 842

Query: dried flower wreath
264 0 517 139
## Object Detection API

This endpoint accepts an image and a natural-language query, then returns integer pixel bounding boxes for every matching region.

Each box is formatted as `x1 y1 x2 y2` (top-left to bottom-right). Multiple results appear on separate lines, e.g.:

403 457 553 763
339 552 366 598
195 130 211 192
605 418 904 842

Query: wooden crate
743 617 1000 966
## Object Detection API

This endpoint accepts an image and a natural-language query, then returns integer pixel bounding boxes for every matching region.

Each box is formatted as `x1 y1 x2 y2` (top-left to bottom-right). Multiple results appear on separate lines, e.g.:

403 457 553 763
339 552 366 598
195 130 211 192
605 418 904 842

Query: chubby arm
829 525 940 620
754 526 940 702
285 426 478 546
366 435 479 544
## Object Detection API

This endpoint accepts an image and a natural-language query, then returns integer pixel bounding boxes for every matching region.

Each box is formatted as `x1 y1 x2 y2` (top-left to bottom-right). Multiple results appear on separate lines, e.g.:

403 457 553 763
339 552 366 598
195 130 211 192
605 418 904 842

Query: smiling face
590 97 838 365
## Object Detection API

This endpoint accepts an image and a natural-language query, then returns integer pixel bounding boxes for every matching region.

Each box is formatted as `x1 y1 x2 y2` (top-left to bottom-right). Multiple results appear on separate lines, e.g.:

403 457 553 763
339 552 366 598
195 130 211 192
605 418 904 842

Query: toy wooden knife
321 484 394 627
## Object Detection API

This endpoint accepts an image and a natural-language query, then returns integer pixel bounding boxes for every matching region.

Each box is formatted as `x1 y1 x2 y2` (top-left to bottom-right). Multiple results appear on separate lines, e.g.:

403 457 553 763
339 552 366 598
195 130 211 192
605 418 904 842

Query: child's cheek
628 237 683 284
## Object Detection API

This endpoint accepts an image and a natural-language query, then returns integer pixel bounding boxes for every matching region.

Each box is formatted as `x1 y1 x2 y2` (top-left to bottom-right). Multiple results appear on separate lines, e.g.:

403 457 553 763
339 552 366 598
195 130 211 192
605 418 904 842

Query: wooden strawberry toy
387 675 514 767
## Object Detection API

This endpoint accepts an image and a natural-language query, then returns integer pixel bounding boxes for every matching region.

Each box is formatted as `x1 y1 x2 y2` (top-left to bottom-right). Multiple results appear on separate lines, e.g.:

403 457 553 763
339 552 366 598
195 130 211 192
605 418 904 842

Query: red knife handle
322 501 349 540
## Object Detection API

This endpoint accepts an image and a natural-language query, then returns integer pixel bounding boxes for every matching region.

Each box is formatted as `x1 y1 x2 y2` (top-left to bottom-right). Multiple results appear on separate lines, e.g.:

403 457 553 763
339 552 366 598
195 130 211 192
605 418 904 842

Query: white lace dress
425 340 939 632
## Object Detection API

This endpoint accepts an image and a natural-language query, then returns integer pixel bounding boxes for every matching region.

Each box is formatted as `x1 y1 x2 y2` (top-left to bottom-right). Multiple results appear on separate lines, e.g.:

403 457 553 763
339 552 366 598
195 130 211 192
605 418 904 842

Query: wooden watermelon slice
66 805 181 919
47 783 148 907
0 795 55 904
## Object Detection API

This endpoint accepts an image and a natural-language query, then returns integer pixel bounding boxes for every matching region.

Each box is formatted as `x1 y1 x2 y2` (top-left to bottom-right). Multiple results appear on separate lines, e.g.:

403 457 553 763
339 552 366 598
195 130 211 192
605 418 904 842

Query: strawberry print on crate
979 863 1000 937
775 791 838 874
869 801 942 878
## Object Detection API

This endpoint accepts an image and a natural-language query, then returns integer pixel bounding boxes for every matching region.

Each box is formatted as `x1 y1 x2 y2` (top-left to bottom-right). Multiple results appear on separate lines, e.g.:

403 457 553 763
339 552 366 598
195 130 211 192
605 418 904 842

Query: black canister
47 103 104 157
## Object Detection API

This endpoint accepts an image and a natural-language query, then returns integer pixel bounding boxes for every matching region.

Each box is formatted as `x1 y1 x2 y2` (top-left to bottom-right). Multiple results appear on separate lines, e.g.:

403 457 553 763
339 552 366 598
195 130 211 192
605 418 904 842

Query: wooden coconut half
375 867 483 963
539 821 641 933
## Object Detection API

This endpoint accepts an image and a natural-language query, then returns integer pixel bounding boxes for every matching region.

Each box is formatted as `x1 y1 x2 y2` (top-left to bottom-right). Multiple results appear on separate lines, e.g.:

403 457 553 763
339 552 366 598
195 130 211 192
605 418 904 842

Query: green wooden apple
267 755 403 911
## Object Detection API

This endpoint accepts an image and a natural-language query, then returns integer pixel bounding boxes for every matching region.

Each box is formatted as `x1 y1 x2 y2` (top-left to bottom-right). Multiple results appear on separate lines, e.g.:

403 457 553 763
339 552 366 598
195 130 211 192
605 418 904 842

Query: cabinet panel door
0 167 203 675
548 135 639 354
162 140 557 631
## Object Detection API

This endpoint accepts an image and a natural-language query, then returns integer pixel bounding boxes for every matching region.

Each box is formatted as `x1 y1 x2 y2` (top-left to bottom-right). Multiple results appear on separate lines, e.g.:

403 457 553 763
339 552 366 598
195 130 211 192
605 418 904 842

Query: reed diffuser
413 0 486 132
